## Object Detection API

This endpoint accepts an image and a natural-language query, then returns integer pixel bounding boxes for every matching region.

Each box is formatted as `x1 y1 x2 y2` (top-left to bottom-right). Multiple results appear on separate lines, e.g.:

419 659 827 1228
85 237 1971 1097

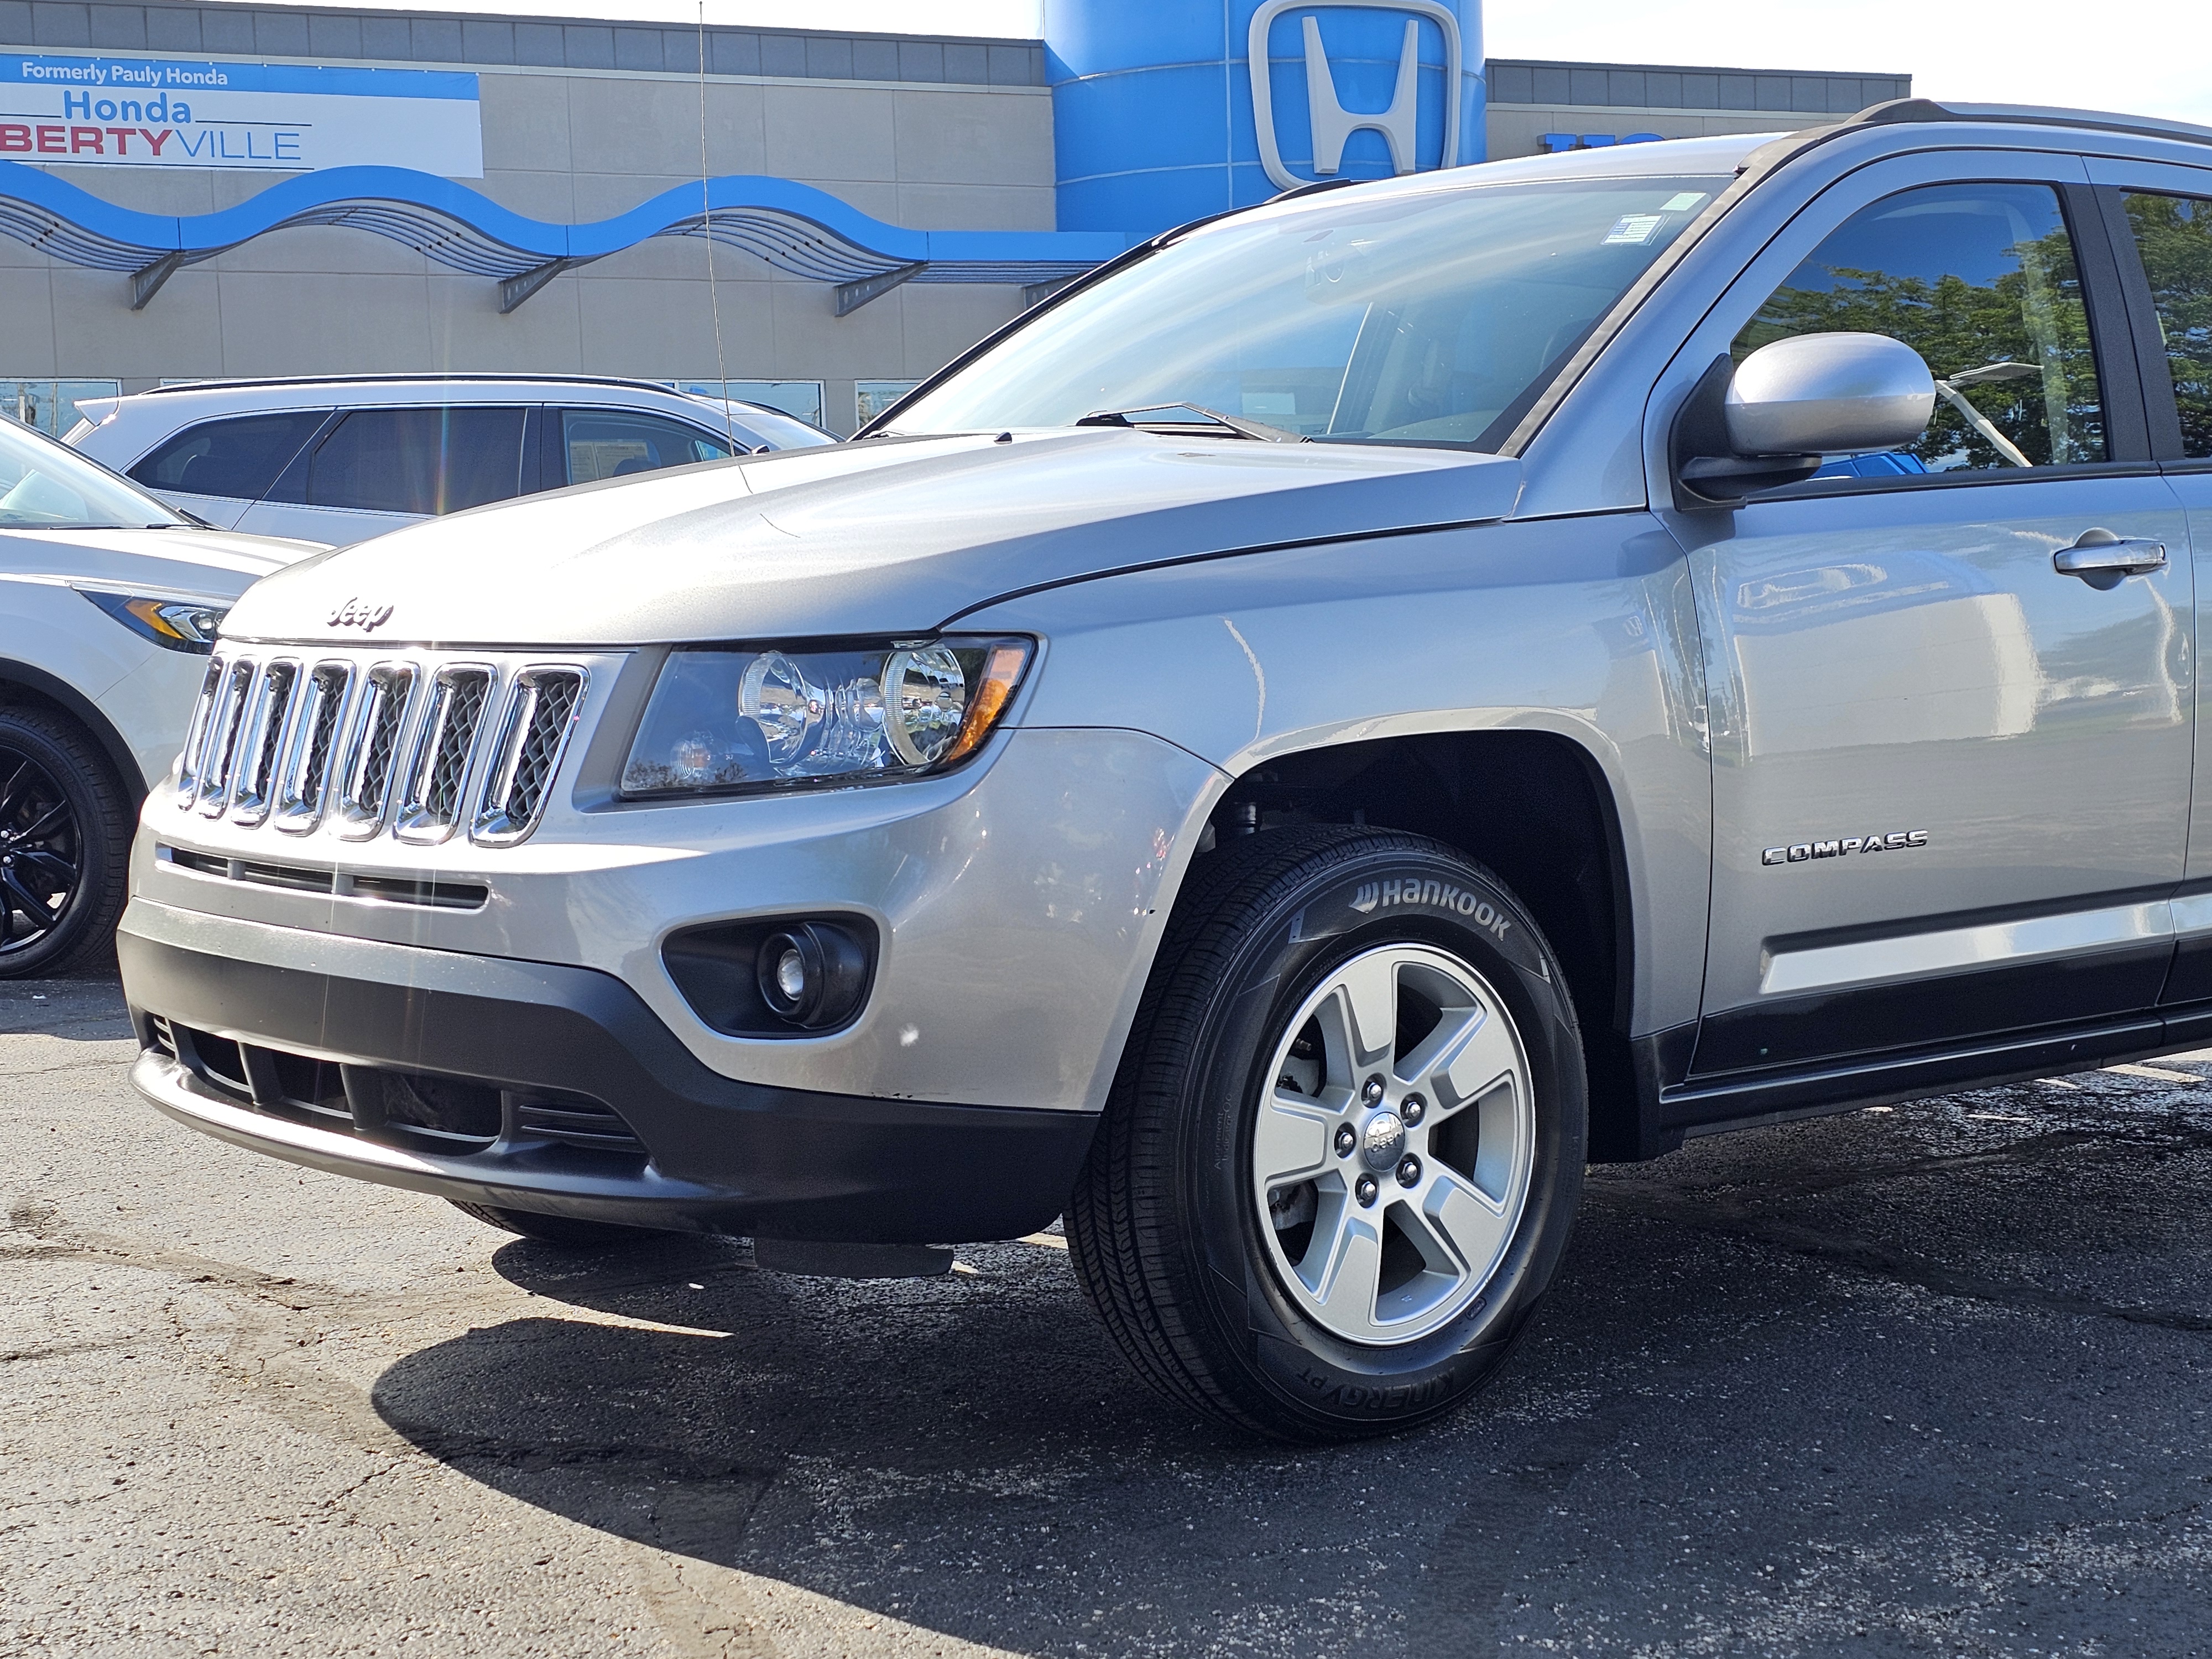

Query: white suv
69 376 834 548
0 415 319 976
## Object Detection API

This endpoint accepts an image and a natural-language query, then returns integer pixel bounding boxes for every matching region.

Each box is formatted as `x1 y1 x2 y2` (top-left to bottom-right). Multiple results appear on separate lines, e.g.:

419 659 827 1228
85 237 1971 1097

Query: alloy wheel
0 744 82 958
1252 942 1536 1346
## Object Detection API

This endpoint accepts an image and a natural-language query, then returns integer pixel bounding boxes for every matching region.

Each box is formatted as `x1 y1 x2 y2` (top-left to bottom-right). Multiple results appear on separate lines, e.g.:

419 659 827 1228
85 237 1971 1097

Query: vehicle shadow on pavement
3 975 133 1042
367 1081 2212 1656
369 1229 1322 1652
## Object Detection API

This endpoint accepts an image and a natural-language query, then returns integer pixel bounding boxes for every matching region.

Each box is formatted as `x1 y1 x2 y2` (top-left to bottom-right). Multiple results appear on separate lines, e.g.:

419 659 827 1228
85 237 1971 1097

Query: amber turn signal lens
945 641 1032 763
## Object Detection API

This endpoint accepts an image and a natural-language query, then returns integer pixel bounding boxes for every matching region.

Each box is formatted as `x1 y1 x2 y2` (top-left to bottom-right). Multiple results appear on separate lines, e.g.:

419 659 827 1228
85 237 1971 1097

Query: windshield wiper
1075 403 1308 443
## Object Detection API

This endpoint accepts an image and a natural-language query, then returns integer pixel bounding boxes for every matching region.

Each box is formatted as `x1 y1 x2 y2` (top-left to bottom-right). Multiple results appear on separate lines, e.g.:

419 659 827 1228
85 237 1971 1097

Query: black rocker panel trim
2159 932 2212 1006
1686 942 2173 1080
1653 1011 2170 1135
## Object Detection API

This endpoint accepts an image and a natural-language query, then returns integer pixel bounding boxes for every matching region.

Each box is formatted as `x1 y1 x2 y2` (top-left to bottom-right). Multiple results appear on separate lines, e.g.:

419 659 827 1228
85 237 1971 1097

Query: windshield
0 414 185 530
887 175 1728 450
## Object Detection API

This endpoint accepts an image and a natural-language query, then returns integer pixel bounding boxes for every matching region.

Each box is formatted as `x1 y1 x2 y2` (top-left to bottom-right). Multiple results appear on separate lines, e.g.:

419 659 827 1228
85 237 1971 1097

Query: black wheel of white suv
1066 827 1587 1442
0 705 133 979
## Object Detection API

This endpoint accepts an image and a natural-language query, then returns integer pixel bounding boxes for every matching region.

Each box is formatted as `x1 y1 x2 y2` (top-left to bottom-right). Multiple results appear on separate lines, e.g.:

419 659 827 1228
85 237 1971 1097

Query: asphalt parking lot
4 974 2208 1658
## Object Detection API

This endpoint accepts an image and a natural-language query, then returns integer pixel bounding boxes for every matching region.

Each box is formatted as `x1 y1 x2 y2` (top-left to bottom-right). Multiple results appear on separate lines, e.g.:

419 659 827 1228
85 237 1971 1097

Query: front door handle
2055 526 2168 580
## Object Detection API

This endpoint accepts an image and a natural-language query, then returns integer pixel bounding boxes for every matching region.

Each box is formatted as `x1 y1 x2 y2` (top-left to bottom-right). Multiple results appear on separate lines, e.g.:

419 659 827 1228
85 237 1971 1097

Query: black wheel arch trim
1190 726 1643 1161
0 656 148 802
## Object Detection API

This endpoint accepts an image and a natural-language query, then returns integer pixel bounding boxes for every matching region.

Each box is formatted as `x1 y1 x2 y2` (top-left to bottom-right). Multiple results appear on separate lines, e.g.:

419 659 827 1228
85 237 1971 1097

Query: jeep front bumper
119 909 1099 1243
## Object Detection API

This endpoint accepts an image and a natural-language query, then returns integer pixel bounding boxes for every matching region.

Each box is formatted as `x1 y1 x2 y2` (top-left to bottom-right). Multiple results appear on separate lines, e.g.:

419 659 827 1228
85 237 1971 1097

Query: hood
0 524 320 599
220 431 1524 647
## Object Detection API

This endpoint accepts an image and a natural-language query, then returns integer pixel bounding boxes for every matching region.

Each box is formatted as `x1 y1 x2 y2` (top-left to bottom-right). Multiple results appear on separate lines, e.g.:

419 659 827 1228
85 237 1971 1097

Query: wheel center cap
1360 1110 1406 1172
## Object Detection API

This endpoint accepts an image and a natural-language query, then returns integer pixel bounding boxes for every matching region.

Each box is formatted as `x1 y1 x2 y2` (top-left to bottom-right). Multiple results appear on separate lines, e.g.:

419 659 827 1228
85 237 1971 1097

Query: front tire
1066 827 1586 1442
0 705 133 979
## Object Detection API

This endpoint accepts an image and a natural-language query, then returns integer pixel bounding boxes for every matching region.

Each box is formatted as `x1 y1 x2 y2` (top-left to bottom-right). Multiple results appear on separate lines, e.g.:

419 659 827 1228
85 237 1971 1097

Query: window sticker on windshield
1604 213 1665 245
1660 191 1708 212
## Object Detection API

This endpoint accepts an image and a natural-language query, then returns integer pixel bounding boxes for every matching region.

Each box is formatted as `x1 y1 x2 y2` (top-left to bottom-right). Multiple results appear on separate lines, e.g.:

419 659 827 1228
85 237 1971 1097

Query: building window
667 380 826 429
857 380 921 425
3 380 121 437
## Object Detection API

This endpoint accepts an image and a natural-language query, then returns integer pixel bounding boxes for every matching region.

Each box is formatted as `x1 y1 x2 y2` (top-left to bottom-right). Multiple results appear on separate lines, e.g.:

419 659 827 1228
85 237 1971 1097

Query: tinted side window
2122 192 2212 458
560 410 732 486
306 408 524 515
129 411 328 500
1735 182 2106 473
441 408 529 511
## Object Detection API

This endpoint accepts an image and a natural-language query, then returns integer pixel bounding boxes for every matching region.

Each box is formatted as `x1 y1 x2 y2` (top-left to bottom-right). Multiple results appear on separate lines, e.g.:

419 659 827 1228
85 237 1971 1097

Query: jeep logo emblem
328 597 394 631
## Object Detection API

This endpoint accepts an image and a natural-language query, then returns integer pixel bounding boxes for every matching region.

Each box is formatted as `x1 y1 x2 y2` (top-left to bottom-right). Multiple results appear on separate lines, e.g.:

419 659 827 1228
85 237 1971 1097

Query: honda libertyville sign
1 54 483 174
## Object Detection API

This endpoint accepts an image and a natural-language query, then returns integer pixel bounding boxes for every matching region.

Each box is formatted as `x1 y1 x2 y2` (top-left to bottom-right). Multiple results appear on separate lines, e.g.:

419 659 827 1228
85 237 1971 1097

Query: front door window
557 411 732 486
1735 182 2106 477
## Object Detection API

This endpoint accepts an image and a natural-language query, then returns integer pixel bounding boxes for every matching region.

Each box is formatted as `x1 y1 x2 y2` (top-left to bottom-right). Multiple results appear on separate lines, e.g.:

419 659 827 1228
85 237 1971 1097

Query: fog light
755 922 869 1031
773 947 807 1001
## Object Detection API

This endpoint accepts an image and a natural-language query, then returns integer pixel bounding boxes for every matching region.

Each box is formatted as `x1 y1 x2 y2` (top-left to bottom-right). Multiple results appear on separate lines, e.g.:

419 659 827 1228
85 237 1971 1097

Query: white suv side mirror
1671 332 1937 509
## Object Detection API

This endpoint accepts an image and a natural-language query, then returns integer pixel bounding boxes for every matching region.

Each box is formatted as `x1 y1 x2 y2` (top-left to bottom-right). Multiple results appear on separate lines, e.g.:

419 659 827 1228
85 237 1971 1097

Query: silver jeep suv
119 101 2212 1441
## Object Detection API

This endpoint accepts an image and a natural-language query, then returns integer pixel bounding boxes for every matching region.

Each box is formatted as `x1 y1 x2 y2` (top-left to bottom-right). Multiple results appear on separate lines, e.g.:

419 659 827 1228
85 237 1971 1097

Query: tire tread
1068 826 1499 1437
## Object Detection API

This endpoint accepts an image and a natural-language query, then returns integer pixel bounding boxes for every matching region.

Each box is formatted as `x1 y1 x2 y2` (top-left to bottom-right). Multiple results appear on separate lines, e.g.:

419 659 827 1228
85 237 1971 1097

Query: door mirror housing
1671 333 1936 509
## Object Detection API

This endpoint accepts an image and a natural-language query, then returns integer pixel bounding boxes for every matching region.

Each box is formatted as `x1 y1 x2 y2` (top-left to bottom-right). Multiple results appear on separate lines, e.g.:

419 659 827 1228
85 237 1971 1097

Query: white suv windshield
0 415 185 530
888 175 1729 450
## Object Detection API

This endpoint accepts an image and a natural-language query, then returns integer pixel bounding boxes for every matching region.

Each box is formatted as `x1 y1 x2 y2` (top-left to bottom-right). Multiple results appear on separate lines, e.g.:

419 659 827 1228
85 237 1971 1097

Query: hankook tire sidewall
1185 849 1585 1426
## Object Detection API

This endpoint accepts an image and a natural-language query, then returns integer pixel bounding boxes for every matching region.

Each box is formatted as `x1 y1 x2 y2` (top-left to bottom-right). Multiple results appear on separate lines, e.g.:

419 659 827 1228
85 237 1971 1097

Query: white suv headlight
620 637 1032 797
77 588 229 654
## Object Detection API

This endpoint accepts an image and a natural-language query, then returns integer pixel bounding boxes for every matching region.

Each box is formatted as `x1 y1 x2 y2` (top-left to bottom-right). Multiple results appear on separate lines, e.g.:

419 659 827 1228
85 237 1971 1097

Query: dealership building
1 0 1908 434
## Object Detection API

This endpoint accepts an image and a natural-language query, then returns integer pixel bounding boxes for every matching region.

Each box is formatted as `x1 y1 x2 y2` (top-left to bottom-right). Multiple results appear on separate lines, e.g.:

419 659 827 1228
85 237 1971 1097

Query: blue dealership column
1043 0 1484 239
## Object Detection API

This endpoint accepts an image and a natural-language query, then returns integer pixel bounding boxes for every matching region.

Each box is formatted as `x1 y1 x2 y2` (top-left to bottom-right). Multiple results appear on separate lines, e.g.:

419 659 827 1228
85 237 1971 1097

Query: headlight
77 588 229 654
620 637 1033 797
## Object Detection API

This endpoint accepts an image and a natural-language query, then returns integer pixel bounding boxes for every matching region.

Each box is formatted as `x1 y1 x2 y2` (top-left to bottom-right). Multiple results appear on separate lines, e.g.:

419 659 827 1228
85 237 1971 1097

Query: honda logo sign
1246 0 1464 192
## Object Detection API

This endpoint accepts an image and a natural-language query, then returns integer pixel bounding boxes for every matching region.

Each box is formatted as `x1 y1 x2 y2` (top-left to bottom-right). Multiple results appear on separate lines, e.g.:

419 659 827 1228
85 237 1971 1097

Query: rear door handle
2055 527 2168 578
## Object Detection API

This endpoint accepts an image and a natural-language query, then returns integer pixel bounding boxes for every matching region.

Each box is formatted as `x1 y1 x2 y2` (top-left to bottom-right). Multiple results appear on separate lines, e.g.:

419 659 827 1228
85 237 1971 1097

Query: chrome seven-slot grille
176 650 589 848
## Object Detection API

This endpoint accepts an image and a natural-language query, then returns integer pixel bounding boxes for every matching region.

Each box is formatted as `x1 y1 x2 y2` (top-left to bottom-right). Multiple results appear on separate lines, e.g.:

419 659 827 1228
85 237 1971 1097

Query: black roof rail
1267 178 1361 204
1848 96 2212 149
1731 95 2212 199
130 372 721 400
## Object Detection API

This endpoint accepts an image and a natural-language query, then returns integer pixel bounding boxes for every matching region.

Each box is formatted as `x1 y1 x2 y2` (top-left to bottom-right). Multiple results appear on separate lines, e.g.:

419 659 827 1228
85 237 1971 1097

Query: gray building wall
1 11 1913 431
0 6 1053 432
1485 59 1912 160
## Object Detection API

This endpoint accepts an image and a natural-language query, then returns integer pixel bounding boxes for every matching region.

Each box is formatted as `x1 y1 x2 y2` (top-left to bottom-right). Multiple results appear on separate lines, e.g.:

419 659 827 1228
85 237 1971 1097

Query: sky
314 0 2206 128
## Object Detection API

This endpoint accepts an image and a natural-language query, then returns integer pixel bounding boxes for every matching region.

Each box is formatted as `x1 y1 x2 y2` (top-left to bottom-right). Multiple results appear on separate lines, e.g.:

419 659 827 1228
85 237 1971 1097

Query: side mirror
1670 333 1936 510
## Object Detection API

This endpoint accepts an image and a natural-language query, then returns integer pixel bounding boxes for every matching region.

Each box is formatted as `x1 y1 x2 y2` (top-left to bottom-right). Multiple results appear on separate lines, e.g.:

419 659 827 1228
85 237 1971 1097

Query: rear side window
1734 182 2106 472
129 411 327 500
2121 192 2212 457
560 410 732 486
305 408 525 515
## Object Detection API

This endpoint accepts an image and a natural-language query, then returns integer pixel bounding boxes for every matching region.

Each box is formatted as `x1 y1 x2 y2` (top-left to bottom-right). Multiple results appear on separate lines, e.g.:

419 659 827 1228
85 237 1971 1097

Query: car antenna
698 2 738 452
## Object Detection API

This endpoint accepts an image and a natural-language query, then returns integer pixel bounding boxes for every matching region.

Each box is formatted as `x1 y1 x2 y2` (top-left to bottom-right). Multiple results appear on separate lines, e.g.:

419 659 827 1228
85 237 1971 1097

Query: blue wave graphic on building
0 161 1135 309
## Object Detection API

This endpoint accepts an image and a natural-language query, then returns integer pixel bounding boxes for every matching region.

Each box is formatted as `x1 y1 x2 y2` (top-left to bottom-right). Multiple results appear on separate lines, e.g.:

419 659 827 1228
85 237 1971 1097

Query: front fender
967 514 1712 1036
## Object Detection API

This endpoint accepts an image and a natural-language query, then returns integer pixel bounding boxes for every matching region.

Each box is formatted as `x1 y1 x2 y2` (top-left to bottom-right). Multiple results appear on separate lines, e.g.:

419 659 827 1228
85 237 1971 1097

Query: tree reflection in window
1734 183 2105 472
2124 193 2212 459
